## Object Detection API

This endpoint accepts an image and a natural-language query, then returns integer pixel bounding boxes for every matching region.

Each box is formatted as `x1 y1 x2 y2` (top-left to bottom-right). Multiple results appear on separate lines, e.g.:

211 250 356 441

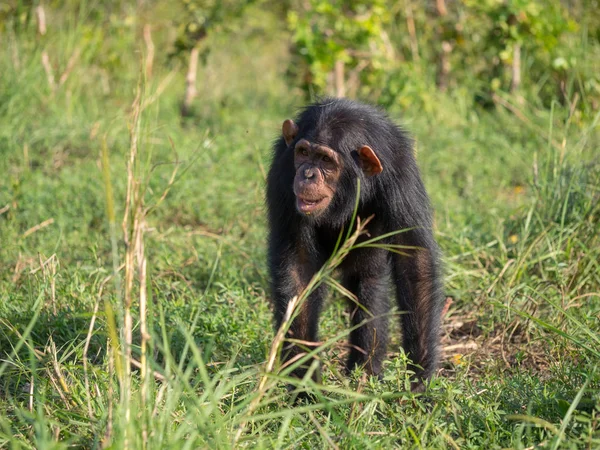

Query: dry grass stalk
100 139 124 386
122 89 142 385
50 339 75 405
151 383 168 417
36 6 47 36
23 218 54 238
143 24 154 79
83 276 111 419
142 69 177 110
130 358 166 382
41 51 56 91
98 62 179 445
104 348 115 448
38 253 58 315
443 342 478 352
0 318 44 361
121 87 143 448
309 411 340 450
83 296 101 419
120 70 179 446
12 254 31 284
58 48 81 86
135 203 150 449
23 143 29 170
47 367 71 410
28 378 34 412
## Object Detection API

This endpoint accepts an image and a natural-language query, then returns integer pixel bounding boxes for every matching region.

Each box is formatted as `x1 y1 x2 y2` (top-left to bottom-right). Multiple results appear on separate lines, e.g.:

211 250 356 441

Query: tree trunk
510 43 521 93
436 0 447 16
335 59 345 98
437 41 452 92
405 1 419 62
435 0 452 91
181 46 200 117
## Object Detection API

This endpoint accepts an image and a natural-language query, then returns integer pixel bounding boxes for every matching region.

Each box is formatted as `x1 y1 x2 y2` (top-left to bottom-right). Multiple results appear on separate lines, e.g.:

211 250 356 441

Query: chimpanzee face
292 138 341 216
282 119 384 218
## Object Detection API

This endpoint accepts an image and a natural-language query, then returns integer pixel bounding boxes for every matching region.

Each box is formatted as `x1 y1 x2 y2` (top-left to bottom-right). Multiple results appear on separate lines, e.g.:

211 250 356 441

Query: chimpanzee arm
341 248 391 377
268 232 326 381
392 229 443 389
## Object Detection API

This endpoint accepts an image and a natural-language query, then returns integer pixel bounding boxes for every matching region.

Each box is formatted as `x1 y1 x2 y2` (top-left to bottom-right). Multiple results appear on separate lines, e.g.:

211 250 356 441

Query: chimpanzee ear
282 119 299 147
358 145 383 176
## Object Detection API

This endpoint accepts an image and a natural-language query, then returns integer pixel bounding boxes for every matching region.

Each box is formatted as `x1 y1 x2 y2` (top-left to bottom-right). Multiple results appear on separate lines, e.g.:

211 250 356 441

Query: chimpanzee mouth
296 196 326 214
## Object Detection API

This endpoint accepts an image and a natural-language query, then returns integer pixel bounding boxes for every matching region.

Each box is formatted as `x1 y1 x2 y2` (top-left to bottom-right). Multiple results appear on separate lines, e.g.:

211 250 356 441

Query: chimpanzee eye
300 148 309 156
322 155 332 163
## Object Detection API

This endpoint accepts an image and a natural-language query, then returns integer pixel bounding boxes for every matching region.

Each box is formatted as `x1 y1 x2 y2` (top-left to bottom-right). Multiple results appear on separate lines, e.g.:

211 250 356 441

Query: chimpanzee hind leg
276 285 327 382
393 243 443 389
270 242 326 383
342 257 391 377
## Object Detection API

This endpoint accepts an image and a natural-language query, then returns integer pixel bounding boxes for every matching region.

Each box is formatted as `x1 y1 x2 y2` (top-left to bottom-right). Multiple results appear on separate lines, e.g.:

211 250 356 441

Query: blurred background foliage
284 0 599 115
2 0 597 117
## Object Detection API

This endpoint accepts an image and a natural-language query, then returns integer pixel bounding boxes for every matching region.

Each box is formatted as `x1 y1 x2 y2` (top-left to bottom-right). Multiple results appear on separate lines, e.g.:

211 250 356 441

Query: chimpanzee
266 98 443 391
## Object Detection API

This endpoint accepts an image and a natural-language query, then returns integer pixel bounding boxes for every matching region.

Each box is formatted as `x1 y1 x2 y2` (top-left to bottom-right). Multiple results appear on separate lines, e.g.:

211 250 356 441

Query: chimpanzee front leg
342 251 391 377
270 245 325 382
393 236 443 389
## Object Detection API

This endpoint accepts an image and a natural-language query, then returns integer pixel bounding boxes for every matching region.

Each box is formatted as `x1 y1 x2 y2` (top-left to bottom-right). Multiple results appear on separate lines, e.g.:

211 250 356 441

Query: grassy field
1 4 599 449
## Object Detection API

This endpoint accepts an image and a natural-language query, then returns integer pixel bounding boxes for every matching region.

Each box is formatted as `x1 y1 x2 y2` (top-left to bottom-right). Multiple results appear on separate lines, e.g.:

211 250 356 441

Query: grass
1 3 599 449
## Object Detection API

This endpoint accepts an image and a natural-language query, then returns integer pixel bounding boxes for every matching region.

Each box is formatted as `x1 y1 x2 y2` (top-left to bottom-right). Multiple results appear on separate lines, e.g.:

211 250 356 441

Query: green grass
1 4 599 449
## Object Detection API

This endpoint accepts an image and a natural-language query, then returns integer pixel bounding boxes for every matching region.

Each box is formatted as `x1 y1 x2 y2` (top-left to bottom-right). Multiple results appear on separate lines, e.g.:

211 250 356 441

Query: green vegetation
0 1 599 448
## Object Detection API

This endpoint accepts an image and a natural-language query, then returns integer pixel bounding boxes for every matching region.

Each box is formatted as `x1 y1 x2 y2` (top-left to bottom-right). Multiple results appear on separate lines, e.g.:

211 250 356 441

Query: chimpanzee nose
304 168 315 179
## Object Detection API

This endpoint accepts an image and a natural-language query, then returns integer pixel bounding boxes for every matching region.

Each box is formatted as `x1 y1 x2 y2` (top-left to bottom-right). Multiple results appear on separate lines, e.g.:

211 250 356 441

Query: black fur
266 98 443 388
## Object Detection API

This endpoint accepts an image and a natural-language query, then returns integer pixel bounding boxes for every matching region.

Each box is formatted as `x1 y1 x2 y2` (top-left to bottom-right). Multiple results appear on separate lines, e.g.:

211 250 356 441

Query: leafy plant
287 0 392 99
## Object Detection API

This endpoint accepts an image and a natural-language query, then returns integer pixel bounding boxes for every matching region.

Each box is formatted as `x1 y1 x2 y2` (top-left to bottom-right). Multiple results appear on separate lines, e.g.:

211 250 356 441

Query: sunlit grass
0 3 599 449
